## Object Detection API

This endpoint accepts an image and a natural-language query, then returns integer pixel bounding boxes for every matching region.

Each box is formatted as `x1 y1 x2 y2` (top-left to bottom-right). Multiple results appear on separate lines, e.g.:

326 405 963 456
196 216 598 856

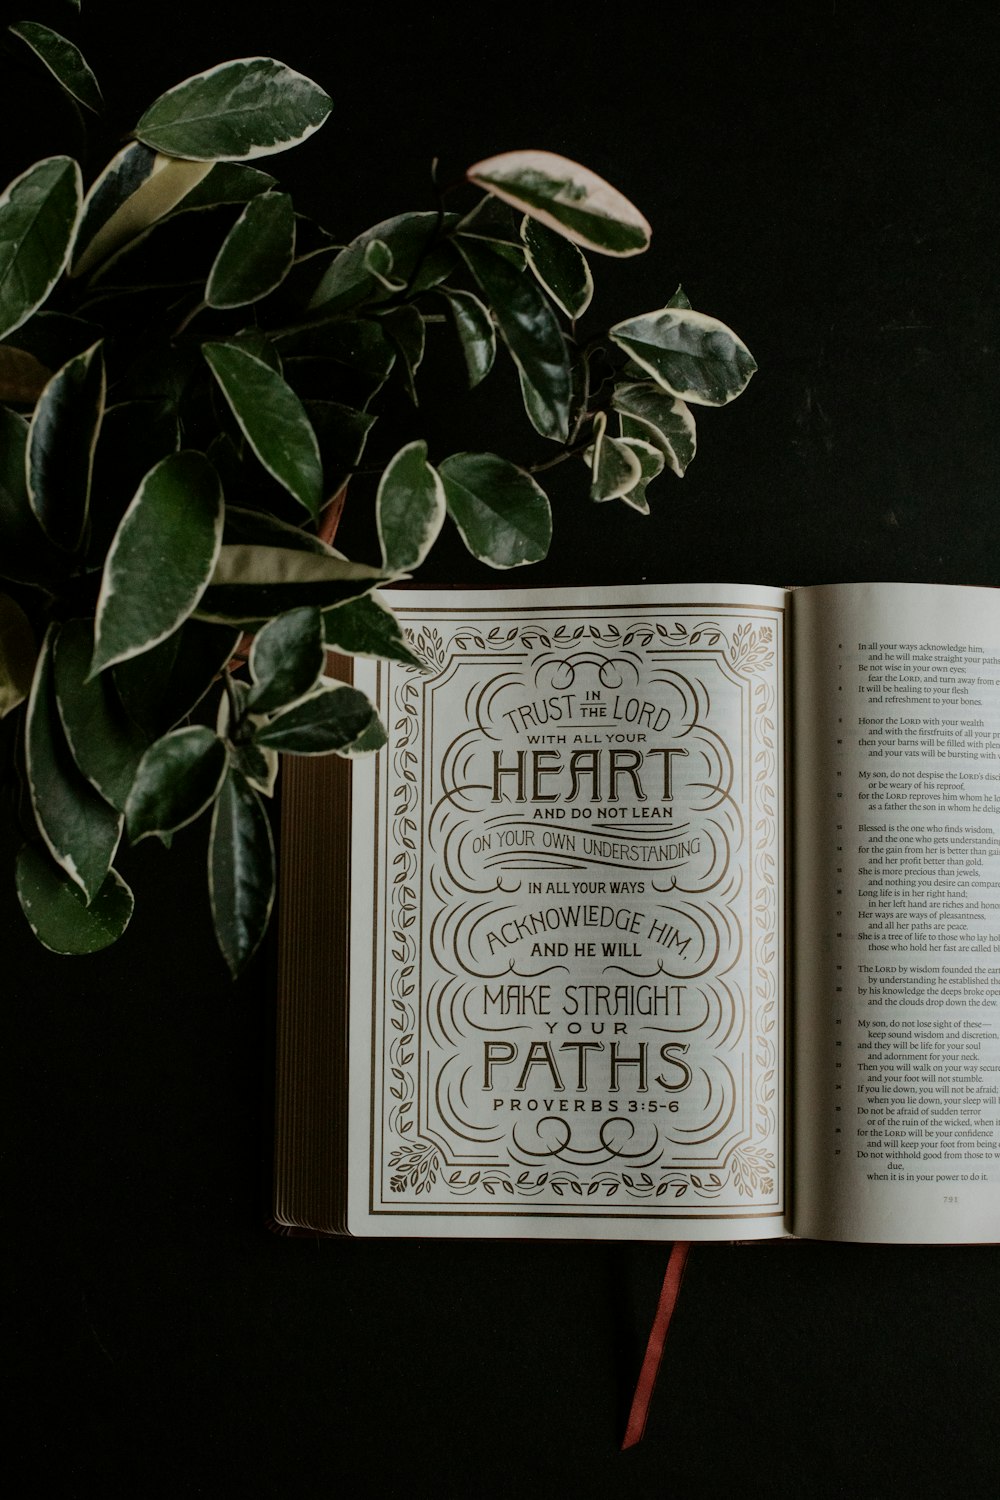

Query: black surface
5 6 999 1496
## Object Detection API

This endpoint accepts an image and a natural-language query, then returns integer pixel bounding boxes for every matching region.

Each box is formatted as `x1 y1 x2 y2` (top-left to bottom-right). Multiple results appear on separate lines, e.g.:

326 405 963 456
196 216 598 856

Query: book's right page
792 583 1000 1243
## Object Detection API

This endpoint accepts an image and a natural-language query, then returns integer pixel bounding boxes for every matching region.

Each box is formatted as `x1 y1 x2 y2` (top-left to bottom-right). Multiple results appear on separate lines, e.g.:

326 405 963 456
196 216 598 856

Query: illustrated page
793 583 1000 1242
348 585 787 1239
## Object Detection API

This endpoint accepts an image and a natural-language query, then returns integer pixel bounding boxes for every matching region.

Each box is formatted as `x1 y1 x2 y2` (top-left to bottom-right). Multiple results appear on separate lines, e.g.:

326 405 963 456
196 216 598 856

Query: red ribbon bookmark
621 1241 691 1450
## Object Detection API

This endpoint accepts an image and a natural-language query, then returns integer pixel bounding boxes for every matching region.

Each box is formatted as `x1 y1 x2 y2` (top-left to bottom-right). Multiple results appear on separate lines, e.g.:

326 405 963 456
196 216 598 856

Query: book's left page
347 584 789 1240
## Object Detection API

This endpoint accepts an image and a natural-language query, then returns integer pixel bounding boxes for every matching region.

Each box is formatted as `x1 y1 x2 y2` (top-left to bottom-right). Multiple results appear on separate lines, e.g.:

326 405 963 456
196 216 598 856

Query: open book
272 582 1000 1243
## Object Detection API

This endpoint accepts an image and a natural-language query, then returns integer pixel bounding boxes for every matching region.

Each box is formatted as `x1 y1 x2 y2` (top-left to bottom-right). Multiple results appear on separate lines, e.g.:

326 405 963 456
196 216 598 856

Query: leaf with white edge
125 725 228 842
612 381 697 477
321 591 424 669
587 412 643 503
53 618 149 811
467 150 651 257
197 545 386 625
26 341 105 552
26 627 122 899
135 58 332 162
113 618 238 738
439 452 552 569
254 679 381 754
436 287 495 387
381 305 425 403
175 162 277 213
0 156 82 342
615 438 665 514
7 309 101 368
363 239 404 292
222 504 334 555
203 341 322 519
303 400 377 497
520 215 593 319
0 344 50 402
338 712 388 756
92 451 224 676
308 211 459 313
0 405 61 587
245 605 325 713
609 308 757 407
209 766 275 977
71 143 212 278
206 190 295 308
667 284 692 309
232 739 278 798
88 398 180 561
16 844 133 954
377 440 445 573
9 22 103 113
0 591 36 717
457 235 571 441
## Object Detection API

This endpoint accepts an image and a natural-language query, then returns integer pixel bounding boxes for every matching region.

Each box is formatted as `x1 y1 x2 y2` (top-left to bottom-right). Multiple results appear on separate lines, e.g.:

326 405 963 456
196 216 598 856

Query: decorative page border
364 599 784 1220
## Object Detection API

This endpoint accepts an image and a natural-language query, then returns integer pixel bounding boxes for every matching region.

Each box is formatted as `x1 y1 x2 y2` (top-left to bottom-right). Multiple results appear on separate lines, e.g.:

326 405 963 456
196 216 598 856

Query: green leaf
339 714 388 757
220 328 283 373
135 58 332 161
377 440 445 573
321 591 424 669
0 156 82 342
222 504 334 555
667 284 692 310
25 628 122 900
70 143 212 279
467 150 651 257
613 437 665 514
232 738 278 798
612 381 697 477
381 305 425 403
9 22 103 113
254 679 381 754
197 545 385 625
274 317 395 381
458 236 571 441
436 287 496 387
209 766 275 977
245 606 326 713
52 618 149 811
203 342 323 519
178 163 278 212
26 341 105 552
609 308 757 407
303 400 377 498
0 405 62 587
363 238 404 293
16 844 133 955
0 591 36 717
206 190 295 308
520 216 593 319
439 452 552 569
92 451 224 675
125 725 228 842
5 309 101 369
112 618 237 738
88 398 180 561
587 412 642 503
308 212 459 313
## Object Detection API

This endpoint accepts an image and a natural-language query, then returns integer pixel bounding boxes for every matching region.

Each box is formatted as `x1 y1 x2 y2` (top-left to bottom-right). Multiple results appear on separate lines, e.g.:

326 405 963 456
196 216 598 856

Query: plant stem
173 298 208 338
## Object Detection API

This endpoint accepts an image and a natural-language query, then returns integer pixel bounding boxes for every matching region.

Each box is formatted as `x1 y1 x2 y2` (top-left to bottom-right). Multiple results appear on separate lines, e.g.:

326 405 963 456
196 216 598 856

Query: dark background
4 4 998 1496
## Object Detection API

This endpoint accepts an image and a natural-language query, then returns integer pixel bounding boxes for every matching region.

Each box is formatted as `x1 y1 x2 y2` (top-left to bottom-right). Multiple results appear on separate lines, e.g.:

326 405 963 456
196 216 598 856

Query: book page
347 584 788 1240
793 584 1000 1242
